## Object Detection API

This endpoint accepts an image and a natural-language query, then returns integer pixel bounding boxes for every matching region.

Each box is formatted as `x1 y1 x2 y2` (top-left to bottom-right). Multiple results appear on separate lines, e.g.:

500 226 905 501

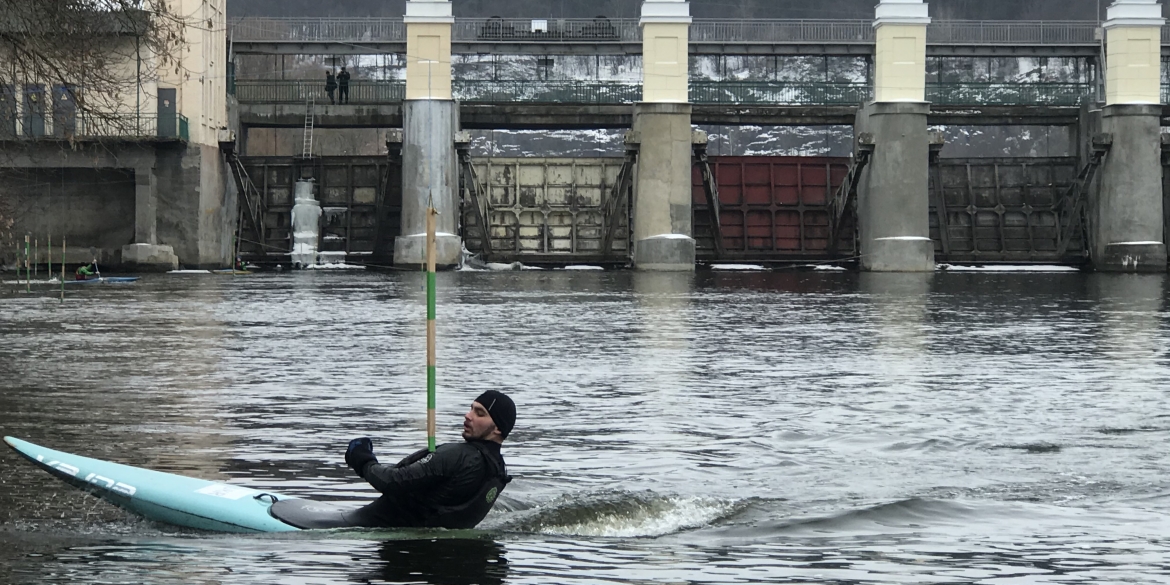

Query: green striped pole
426 203 437 453
60 238 65 302
24 235 29 293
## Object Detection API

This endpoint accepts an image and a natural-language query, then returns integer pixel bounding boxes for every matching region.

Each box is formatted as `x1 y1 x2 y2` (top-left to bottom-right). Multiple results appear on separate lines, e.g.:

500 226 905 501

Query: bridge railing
453 80 642 104
453 18 641 43
234 80 406 104
926 82 1093 105
233 79 1101 106
229 18 406 42
689 81 872 104
228 18 1115 46
926 21 1100 45
689 20 874 44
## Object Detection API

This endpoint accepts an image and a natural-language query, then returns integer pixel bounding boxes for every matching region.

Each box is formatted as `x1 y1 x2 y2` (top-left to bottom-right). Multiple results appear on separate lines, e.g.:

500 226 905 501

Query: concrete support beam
855 102 935 272
1091 104 1166 271
1104 0 1165 105
640 0 691 104
395 99 460 268
873 0 930 103
122 165 178 271
405 0 453 101
631 102 695 271
134 167 157 244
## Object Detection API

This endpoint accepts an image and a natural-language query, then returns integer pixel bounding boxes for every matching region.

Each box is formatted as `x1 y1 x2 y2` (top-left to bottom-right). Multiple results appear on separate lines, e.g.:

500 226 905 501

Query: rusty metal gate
461 157 632 264
237 156 400 265
929 157 1084 264
692 156 853 262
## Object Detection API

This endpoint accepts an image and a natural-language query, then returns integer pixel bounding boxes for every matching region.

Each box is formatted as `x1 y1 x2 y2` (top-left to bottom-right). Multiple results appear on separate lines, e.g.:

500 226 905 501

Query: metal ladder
301 97 314 158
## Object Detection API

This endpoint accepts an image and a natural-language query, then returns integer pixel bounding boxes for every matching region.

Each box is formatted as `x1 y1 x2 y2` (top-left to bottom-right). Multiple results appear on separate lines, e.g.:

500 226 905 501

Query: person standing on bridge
324 70 337 104
337 66 351 104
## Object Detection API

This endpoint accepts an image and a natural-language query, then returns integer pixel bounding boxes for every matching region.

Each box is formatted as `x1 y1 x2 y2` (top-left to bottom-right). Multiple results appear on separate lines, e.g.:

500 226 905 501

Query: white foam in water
303 263 364 270
538 496 737 538
711 264 767 271
814 265 848 271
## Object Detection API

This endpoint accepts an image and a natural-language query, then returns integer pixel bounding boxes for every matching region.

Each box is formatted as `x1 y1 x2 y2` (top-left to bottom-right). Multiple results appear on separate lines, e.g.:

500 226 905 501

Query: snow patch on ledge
711 264 767 271
643 234 695 240
1107 241 1163 246
874 236 932 241
938 264 1079 273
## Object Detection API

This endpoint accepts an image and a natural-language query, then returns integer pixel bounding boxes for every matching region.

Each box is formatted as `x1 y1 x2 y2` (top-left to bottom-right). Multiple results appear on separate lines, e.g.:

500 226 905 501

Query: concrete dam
4 0 1170 273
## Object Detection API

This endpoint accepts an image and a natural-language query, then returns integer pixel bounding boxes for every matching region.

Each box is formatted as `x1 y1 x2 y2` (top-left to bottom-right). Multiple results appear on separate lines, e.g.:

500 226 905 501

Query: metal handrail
227 17 1121 46
235 79 406 104
690 20 874 43
453 79 641 104
926 82 1093 105
228 17 406 42
690 81 871 105
454 18 641 43
926 20 1100 45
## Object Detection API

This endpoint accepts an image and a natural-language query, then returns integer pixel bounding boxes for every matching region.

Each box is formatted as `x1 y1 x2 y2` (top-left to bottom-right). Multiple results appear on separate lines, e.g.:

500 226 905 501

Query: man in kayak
343 390 515 529
75 260 99 281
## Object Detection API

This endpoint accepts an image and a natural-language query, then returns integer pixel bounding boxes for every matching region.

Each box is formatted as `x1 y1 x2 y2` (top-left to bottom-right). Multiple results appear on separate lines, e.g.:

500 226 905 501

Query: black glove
345 437 378 478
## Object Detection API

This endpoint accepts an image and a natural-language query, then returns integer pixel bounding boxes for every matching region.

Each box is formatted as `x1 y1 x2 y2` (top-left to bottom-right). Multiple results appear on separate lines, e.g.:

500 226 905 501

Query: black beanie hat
474 390 516 439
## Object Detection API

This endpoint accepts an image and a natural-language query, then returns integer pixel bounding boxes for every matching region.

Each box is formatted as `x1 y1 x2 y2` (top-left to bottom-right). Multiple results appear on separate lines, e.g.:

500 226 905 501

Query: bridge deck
237 102 1091 130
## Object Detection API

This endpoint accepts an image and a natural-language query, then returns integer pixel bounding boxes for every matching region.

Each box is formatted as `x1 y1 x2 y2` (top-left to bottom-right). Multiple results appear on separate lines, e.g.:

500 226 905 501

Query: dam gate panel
929 157 1082 264
237 156 401 265
692 156 853 263
462 157 630 264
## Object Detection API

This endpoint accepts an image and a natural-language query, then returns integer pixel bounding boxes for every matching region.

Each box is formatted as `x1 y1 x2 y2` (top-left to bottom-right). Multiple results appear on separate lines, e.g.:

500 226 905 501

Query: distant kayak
67 277 140 284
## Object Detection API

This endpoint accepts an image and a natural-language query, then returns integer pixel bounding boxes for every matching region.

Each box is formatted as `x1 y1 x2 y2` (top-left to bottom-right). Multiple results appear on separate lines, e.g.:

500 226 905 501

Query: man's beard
463 424 495 441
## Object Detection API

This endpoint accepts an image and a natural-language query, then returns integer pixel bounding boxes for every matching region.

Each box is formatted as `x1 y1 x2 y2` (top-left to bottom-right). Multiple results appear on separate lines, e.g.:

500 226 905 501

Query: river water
1 269 1169 584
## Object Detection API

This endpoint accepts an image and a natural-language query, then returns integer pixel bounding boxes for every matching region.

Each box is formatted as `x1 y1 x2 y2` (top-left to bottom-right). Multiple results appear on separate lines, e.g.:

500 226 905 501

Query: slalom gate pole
24 235 29 293
60 238 65 302
426 202 437 453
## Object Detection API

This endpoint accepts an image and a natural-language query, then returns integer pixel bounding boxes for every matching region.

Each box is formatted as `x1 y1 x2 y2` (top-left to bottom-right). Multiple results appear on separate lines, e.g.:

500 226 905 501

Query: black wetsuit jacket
348 440 509 528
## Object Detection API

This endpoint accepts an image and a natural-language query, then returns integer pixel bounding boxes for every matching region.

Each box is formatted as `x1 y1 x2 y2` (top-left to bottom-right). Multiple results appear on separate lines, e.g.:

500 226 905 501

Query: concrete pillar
123 164 178 271
1091 1 1166 272
632 0 695 271
857 0 934 272
395 0 460 267
134 167 157 245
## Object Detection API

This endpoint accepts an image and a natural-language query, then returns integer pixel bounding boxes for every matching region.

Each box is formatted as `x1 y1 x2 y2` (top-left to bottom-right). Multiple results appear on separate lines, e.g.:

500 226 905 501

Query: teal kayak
4 436 360 532
66 277 140 284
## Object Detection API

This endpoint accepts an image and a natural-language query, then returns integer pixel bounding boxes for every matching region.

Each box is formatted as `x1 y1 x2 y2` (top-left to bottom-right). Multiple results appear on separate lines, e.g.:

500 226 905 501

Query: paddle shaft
426 205 437 453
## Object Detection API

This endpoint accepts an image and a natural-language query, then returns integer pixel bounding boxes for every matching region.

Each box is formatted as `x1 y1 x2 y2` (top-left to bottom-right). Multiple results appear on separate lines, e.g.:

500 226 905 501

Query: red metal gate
693 156 852 261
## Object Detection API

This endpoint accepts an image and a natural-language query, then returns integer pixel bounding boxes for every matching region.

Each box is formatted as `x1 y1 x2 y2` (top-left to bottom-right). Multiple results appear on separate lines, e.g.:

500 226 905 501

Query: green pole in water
60 238 65 302
24 234 29 293
426 203 437 453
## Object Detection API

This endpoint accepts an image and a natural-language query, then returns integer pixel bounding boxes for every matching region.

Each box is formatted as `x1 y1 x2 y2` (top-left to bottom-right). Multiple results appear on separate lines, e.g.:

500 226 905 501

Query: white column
404 0 454 100
1104 0 1165 105
873 0 930 103
640 0 691 103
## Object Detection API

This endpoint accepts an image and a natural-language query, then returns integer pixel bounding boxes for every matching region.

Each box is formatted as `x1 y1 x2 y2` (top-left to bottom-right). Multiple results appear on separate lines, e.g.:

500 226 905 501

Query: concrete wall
1 167 135 267
155 143 236 267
